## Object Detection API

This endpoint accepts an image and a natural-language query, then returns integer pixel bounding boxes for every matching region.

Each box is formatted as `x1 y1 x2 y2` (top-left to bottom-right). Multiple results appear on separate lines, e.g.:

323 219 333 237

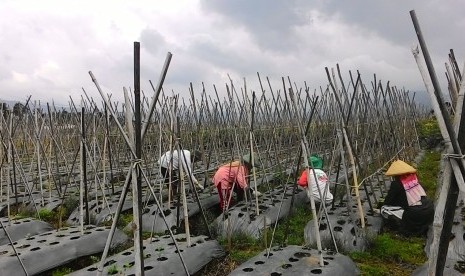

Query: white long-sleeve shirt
158 150 198 183
297 168 333 204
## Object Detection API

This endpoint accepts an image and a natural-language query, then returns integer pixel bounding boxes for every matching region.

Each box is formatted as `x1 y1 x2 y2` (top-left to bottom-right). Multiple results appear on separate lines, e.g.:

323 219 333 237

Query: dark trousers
217 183 245 210
160 166 179 196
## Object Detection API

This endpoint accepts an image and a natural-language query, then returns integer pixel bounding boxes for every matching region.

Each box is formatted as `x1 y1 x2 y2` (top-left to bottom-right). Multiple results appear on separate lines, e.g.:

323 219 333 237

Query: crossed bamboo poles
0 44 424 275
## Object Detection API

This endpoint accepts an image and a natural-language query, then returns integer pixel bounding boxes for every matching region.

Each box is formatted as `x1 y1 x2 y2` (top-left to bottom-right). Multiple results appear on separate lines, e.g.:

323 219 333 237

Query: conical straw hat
385 160 416 176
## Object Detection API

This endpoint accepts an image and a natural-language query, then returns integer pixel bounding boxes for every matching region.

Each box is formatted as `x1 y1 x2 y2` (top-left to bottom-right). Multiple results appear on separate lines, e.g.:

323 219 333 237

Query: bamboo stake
34 107 44 206
288 88 324 266
249 91 259 215
410 10 465 275
132 41 144 276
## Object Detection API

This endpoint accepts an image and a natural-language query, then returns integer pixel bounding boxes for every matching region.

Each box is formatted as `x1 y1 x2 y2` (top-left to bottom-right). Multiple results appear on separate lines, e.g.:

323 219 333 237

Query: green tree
13 102 25 117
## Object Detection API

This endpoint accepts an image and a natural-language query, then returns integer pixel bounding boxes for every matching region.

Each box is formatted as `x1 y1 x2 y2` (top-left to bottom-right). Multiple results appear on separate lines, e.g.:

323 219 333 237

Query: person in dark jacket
381 160 434 236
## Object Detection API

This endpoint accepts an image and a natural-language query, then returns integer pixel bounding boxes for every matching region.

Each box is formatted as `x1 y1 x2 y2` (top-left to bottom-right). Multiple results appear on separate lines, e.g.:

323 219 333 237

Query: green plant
417 118 443 149
90 255 100 263
52 267 73 276
370 233 426 264
349 232 427 275
218 231 263 263
417 118 441 138
416 150 441 199
264 205 313 247
142 231 152 239
62 196 79 217
107 264 119 275
216 205 312 264
37 208 54 221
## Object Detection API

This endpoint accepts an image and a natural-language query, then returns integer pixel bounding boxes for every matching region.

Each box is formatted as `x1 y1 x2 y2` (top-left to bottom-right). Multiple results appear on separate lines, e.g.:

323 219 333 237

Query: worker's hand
251 189 262 197
194 179 204 190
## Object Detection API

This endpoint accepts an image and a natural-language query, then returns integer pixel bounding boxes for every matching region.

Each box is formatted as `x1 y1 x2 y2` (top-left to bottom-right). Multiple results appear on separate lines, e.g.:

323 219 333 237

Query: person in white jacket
297 154 333 205
158 150 203 196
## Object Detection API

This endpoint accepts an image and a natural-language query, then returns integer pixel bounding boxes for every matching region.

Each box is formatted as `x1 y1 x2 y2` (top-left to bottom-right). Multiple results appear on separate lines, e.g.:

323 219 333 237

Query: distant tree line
0 102 27 117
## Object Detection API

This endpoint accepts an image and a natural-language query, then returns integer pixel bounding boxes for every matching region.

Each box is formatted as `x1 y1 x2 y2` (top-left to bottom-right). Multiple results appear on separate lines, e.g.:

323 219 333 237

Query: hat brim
385 160 417 176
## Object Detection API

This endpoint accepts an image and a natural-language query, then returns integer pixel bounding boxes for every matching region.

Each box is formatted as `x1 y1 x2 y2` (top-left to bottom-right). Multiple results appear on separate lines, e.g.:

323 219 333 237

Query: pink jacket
213 161 248 190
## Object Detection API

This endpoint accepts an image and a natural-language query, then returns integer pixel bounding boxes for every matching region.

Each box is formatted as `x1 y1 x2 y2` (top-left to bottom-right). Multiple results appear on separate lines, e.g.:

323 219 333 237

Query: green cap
308 154 323 169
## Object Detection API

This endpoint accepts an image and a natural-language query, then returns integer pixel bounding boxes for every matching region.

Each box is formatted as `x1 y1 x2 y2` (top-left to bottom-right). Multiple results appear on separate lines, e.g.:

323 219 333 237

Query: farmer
297 154 333 205
213 153 262 210
158 149 203 196
380 160 434 236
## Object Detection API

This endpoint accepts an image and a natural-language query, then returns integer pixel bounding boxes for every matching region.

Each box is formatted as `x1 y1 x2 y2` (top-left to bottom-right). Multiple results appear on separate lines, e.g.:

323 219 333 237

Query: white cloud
0 0 462 107
12 71 29 83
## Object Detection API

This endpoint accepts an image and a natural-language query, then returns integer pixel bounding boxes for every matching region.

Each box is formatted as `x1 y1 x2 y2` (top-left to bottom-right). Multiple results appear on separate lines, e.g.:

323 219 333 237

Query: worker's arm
383 179 402 206
236 166 248 189
297 170 308 187
180 150 198 184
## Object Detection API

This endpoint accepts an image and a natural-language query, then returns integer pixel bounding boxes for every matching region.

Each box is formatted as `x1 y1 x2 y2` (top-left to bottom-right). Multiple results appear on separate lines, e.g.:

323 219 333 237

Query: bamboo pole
34 107 44 206
288 88 324 266
249 91 260 215
410 10 465 275
132 41 144 276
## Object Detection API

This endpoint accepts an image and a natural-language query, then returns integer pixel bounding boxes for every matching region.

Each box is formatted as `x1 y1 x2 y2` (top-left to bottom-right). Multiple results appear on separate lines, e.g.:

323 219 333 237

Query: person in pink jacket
213 154 261 210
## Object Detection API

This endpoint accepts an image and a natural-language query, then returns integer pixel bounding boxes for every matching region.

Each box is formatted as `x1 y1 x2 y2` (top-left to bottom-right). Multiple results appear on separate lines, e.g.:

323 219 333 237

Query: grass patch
264 204 312 246
349 141 439 275
51 267 73 276
217 204 312 265
219 232 264 263
417 118 441 138
370 233 426 264
416 150 441 199
349 233 427 275
417 118 443 149
117 212 133 228
38 208 54 221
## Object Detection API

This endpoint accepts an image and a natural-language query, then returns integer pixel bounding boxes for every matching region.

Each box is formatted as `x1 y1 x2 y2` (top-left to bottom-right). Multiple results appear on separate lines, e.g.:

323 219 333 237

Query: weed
417 118 441 138
216 204 312 265
349 232 426 275
10 204 34 219
218 231 263 263
264 205 313 247
142 231 152 240
62 196 79 216
416 150 441 199
90 255 100 263
370 233 426 264
51 267 73 276
417 118 442 149
37 208 54 221
117 212 133 228
107 264 119 275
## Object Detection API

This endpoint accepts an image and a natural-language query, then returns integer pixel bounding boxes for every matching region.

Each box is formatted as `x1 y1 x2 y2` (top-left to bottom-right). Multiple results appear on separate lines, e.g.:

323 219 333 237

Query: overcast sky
1 0 463 108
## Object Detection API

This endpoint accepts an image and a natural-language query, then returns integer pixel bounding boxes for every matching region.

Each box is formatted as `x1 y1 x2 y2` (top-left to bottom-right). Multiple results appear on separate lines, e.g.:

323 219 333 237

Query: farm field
1 9 464 276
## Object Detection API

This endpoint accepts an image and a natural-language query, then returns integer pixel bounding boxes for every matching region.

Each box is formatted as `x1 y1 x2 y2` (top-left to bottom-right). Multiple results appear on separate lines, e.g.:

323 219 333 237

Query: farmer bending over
297 154 333 205
213 153 262 210
381 160 434 236
158 150 203 197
